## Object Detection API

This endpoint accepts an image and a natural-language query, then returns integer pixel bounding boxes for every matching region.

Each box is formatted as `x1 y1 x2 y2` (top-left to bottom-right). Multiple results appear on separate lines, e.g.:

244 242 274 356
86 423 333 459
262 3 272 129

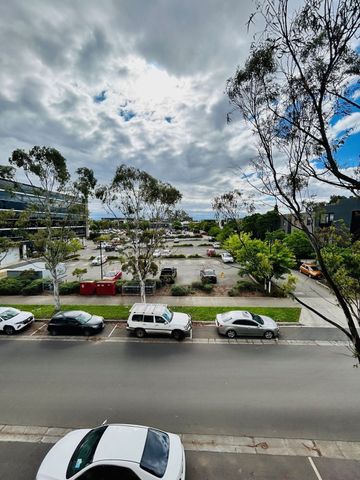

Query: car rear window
66 426 107 478
140 429 169 478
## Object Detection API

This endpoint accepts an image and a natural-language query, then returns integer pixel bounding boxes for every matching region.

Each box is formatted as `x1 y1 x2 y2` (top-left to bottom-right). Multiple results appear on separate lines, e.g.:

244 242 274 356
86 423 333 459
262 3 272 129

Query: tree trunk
140 278 146 303
52 272 61 311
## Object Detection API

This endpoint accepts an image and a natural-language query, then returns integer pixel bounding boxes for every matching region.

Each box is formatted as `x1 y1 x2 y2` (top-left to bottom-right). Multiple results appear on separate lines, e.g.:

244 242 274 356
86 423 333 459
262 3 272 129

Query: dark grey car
215 310 280 339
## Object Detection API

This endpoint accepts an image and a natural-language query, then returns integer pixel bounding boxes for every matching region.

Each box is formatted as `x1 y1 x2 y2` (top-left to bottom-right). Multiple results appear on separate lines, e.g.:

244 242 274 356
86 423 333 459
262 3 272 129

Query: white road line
30 324 46 336
308 457 323 480
108 324 118 337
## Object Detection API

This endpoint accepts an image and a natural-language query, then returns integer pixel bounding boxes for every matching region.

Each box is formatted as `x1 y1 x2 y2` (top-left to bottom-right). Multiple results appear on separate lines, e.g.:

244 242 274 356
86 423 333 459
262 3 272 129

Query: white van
127 303 192 341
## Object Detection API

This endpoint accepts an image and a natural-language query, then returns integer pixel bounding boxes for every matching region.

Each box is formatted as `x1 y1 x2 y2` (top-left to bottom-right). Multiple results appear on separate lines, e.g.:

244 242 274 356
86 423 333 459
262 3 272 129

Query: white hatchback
36 424 186 480
0 307 34 335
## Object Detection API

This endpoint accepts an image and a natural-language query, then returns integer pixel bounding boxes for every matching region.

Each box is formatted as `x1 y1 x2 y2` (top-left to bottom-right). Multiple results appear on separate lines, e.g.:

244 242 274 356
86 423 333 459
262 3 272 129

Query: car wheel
4 326 15 335
49 329 57 336
83 329 92 337
264 330 274 340
135 328 146 339
172 330 185 341
226 329 236 339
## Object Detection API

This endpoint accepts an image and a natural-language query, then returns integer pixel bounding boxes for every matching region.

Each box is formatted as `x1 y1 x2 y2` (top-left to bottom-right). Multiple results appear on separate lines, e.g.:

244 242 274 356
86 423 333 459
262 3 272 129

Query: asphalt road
0 341 358 441
2 441 359 480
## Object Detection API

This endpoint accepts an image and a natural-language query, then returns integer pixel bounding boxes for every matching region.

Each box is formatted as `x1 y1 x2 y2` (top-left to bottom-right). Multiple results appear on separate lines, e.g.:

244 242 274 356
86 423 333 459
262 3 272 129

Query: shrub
187 254 203 258
166 254 186 259
201 283 214 293
155 279 163 289
59 281 80 295
171 285 190 296
236 280 262 293
191 281 203 289
115 280 126 293
0 278 26 295
18 270 39 283
22 279 50 295
177 243 193 247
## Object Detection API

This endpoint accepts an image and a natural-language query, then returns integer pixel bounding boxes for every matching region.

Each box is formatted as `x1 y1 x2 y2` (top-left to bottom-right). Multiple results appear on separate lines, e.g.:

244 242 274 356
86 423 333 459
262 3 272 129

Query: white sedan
0 307 34 335
91 255 108 266
221 252 234 263
36 424 186 480
153 249 162 258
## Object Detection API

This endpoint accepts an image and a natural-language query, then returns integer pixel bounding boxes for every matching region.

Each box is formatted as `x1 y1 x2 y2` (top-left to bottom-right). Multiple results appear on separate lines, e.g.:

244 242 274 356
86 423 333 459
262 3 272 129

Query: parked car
299 263 323 279
162 249 171 257
212 242 221 249
200 268 217 284
104 244 116 252
159 267 177 284
91 255 108 266
47 310 104 336
0 307 34 335
206 248 216 257
36 424 186 480
127 303 192 341
221 252 234 263
153 249 162 258
173 238 179 243
216 310 280 339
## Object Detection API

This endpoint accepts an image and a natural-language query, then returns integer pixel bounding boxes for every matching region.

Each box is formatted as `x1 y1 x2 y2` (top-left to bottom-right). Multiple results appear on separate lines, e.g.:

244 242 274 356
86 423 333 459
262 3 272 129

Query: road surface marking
108 324 118 337
30 324 46 336
308 457 323 480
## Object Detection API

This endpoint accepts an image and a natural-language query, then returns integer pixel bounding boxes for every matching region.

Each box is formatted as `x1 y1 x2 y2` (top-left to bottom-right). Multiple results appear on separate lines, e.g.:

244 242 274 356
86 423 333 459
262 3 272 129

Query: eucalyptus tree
97 165 182 302
7 146 96 310
226 0 360 361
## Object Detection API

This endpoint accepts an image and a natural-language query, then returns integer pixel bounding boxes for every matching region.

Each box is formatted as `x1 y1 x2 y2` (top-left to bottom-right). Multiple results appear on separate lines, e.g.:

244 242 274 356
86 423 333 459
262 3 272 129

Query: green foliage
171 285 191 296
241 208 281 240
284 230 315 261
228 280 263 296
59 281 80 295
0 278 26 295
22 279 50 295
279 274 297 297
224 233 295 285
72 268 87 281
191 281 214 293
187 254 203 258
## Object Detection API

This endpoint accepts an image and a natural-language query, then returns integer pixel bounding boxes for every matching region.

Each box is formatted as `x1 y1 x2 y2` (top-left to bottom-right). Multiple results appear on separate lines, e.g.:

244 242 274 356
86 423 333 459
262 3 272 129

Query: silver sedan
216 310 280 339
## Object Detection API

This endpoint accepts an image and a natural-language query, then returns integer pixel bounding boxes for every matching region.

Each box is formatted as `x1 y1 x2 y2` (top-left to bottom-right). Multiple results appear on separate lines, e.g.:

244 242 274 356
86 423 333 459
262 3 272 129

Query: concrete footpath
1 293 348 328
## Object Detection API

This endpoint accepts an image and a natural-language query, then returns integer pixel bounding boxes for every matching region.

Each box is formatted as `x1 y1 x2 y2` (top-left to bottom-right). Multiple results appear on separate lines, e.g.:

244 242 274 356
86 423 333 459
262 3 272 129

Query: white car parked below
36 424 186 480
91 255 108 266
0 307 34 335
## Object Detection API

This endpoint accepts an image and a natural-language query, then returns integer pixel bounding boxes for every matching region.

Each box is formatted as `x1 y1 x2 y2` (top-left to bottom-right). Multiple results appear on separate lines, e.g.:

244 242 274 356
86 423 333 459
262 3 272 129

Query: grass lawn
5 304 300 323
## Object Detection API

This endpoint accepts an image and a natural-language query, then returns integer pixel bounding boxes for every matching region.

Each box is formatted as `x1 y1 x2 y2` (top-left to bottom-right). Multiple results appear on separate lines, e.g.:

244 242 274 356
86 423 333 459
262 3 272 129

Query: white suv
127 303 192 341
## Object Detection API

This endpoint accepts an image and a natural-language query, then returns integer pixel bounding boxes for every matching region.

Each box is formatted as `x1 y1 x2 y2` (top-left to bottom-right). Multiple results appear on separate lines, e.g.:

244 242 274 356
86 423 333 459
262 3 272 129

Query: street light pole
99 240 103 280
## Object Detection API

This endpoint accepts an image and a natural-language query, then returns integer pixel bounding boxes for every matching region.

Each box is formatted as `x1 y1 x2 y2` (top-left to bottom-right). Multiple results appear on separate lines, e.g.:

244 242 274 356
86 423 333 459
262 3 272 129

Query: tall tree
227 0 360 362
8 146 92 310
74 167 97 239
97 165 182 302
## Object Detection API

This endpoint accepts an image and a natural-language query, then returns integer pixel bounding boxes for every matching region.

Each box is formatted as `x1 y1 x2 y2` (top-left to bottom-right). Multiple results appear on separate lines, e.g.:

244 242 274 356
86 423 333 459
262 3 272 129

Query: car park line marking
30 324 46 336
108 324 118 337
308 457 323 480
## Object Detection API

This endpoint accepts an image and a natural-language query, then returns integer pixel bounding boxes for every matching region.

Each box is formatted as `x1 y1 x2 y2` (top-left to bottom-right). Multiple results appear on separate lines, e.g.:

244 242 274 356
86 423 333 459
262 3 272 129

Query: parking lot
59 237 242 287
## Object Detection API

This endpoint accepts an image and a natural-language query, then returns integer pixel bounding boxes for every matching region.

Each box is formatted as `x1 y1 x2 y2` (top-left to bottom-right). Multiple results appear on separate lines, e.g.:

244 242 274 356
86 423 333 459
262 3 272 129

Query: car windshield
163 308 173 322
204 270 215 275
251 313 264 324
73 312 92 323
140 429 170 478
66 426 107 478
0 308 21 320
309 265 320 271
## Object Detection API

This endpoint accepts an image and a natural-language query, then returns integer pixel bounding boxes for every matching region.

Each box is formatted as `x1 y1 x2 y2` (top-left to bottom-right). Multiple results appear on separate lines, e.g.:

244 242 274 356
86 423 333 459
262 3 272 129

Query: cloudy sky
0 0 359 219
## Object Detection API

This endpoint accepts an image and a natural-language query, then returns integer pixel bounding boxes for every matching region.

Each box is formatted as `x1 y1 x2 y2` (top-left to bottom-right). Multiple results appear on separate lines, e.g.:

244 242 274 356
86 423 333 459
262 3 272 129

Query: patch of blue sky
119 108 136 121
93 90 107 103
164 116 172 123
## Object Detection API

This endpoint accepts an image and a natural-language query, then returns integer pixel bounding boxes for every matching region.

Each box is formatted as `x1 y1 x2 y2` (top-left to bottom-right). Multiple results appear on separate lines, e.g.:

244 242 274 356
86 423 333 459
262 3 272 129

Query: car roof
93 425 148 463
54 310 87 318
0 307 18 313
223 311 253 320
202 269 215 274
130 303 167 315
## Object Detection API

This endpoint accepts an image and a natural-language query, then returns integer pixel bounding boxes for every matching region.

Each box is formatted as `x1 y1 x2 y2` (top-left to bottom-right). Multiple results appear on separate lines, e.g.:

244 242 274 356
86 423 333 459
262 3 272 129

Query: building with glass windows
0 178 86 240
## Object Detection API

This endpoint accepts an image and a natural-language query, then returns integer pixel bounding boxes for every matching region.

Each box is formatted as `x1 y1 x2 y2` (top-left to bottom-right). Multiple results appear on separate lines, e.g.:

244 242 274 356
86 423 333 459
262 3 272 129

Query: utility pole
99 240 103 280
